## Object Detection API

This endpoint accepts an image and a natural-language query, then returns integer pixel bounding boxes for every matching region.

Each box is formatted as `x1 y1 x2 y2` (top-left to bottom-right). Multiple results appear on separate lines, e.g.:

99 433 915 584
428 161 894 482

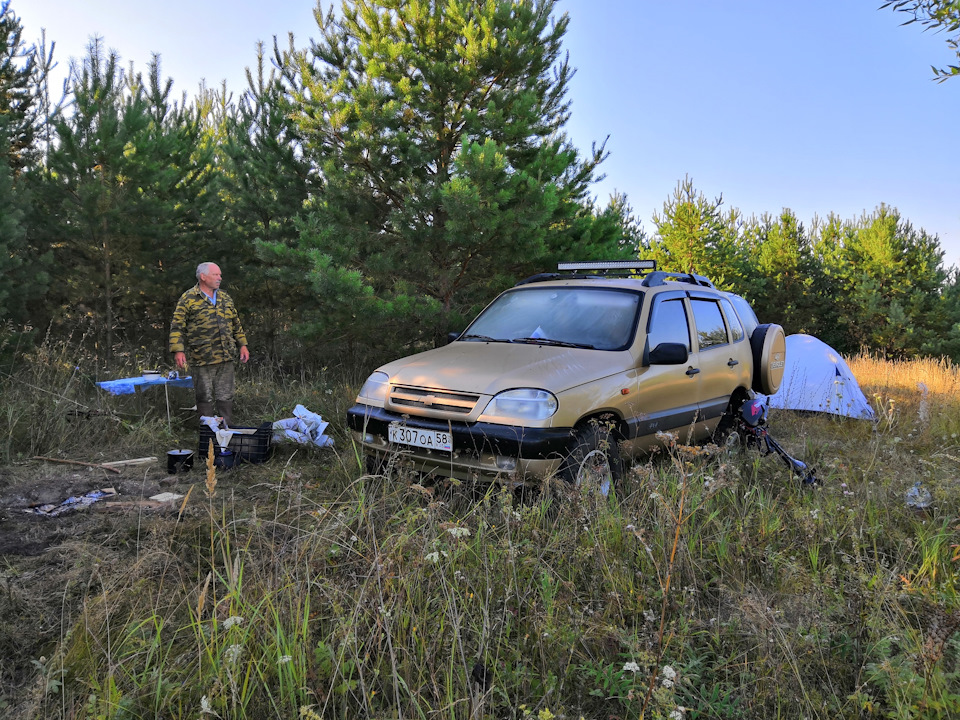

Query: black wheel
561 420 624 496
713 392 747 444
363 452 388 476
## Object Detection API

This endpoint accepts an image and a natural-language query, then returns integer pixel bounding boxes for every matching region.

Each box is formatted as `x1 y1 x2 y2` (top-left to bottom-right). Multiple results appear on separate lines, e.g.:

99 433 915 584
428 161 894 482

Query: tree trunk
103 219 113 369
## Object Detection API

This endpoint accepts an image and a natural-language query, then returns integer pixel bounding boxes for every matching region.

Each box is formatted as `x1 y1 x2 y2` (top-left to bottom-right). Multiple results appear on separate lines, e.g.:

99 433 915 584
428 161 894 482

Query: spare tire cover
750 323 786 395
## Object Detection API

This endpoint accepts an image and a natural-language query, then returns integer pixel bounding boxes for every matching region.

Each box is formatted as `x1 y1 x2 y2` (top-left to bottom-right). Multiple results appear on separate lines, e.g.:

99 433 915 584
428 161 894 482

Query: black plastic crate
198 422 273 465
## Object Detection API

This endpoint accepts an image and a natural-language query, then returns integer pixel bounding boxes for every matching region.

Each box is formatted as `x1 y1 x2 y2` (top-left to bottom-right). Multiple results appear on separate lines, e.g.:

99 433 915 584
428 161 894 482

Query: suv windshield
462 286 642 351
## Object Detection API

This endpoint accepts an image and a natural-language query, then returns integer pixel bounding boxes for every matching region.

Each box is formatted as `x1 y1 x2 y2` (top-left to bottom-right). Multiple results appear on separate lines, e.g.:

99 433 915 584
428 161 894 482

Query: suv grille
389 386 480 414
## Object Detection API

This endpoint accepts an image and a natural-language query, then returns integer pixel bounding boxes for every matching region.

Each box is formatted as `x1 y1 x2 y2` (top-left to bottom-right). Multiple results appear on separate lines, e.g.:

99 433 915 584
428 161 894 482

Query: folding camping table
96 374 194 429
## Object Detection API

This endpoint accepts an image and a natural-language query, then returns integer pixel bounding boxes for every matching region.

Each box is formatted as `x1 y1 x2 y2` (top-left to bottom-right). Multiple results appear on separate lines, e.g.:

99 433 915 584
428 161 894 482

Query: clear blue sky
16 0 960 264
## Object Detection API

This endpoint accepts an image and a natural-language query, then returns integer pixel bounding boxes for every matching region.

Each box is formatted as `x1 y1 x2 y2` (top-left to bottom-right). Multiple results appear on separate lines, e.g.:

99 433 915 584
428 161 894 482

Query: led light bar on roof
557 260 657 272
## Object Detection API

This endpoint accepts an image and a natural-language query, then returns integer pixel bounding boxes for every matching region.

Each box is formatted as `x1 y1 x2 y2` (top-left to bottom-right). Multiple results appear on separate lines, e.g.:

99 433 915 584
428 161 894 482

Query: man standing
169 262 250 427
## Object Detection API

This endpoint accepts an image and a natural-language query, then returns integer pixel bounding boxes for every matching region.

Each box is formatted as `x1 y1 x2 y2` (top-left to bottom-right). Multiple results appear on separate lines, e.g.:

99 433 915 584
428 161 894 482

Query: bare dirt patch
0 451 296 716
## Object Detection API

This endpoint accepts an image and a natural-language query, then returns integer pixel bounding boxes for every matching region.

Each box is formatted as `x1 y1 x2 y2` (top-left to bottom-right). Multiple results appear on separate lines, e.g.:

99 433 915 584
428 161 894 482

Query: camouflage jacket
169 286 248 366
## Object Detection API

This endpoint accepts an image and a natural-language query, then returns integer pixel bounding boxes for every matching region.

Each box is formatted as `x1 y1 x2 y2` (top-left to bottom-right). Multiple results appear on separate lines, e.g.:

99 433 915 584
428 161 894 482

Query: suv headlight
485 389 558 421
357 371 390 404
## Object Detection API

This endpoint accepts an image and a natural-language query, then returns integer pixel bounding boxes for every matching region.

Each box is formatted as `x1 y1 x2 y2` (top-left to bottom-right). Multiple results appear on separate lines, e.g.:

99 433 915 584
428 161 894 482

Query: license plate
388 423 453 452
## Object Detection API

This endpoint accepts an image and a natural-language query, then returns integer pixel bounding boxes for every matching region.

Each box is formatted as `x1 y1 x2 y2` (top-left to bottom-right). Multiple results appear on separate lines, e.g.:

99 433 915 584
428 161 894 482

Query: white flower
200 695 220 717
669 708 686 720
447 526 471 539
222 615 244 630
661 665 677 686
279 655 293 664
426 551 441 563
224 644 243 664
623 661 641 673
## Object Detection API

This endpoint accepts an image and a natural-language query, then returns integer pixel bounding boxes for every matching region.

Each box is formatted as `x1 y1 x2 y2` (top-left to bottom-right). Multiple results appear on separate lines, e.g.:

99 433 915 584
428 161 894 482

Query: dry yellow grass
848 352 960 396
847 351 960 442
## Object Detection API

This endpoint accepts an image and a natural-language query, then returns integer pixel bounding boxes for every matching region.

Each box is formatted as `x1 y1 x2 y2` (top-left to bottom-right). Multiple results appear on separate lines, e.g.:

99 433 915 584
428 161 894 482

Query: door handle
727 359 739 367
686 367 700 377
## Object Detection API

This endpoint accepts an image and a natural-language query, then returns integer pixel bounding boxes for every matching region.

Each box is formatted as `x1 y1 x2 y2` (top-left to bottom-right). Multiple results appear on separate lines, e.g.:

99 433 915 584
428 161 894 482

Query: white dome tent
764 334 875 420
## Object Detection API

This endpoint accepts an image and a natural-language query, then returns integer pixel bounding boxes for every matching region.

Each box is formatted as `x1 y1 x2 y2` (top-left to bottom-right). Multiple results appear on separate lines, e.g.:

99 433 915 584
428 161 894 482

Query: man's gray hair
196 262 214 280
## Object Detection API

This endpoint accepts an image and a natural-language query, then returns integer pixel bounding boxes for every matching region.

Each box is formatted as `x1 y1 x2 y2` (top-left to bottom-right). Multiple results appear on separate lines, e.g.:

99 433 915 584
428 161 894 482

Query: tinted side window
727 294 759 338
647 298 690 351
691 298 728 349
720 297 744 342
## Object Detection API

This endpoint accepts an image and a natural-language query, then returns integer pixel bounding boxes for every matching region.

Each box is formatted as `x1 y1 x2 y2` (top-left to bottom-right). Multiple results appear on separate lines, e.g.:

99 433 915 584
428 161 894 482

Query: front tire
363 451 388 476
561 420 624 496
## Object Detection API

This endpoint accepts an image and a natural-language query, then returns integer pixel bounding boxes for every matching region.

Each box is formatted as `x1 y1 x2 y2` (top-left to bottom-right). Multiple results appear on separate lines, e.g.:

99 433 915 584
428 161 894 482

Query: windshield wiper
459 334 504 342
511 337 595 349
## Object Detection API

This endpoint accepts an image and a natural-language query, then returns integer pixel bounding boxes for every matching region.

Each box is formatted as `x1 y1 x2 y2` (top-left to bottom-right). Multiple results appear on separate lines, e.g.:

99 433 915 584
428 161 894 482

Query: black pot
214 449 239 470
167 449 195 474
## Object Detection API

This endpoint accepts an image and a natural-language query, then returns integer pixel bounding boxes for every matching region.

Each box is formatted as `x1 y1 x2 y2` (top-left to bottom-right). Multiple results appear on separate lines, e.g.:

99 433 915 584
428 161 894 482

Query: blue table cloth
97 375 194 395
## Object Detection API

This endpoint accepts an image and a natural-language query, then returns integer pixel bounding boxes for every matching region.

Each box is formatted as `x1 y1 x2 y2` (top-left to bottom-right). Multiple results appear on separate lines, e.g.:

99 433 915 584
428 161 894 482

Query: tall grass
0 330 146 463
849 352 960 397
3 345 960 718
849 351 960 457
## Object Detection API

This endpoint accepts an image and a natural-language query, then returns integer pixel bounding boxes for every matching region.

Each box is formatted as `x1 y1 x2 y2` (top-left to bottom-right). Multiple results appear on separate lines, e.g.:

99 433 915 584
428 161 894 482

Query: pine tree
41 41 211 364
738 210 825 331
645 176 742 285
215 42 312 361
0 159 25 318
929 267 960 360
0 0 39 173
815 206 946 357
0 0 47 322
272 0 618 354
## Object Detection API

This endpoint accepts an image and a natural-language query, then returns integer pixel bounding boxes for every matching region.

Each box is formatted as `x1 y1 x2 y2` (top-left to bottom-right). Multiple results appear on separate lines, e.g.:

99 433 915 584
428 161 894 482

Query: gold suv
347 261 785 488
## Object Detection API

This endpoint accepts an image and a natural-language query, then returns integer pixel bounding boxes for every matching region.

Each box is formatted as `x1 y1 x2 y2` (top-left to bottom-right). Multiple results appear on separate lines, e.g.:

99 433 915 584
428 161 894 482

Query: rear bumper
346 404 573 480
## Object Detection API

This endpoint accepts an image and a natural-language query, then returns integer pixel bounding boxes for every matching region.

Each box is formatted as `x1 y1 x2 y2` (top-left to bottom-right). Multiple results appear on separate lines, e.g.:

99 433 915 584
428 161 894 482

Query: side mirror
648 342 689 365
447 331 462 344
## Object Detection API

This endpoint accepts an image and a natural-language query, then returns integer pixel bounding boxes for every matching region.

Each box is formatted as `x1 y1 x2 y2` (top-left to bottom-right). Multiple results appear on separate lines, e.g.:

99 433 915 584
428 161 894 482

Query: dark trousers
193 362 236 426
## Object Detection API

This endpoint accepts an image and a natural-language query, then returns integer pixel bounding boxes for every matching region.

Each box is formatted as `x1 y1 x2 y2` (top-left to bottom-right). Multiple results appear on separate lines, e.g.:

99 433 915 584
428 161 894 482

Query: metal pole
165 380 171 431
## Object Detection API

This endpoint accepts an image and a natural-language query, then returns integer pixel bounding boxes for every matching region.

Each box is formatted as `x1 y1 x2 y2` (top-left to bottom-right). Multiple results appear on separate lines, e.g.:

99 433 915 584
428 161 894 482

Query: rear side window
647 297 690 351
726 294 759 338
690 298 728 349
720 297 745 342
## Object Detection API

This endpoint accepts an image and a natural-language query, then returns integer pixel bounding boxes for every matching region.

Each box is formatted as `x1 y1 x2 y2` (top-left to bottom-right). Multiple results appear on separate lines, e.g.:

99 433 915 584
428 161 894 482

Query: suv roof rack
641 271 716 288
515 260 716 289
516 260 658 286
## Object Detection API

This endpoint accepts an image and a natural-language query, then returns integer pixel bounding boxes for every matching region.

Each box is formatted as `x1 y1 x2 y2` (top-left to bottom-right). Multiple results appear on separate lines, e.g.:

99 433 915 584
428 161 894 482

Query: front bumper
346 404 573 480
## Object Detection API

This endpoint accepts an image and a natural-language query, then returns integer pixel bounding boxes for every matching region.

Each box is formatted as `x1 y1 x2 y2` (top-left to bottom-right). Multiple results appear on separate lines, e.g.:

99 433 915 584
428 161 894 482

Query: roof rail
514 262 717 289
641 271 716 288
